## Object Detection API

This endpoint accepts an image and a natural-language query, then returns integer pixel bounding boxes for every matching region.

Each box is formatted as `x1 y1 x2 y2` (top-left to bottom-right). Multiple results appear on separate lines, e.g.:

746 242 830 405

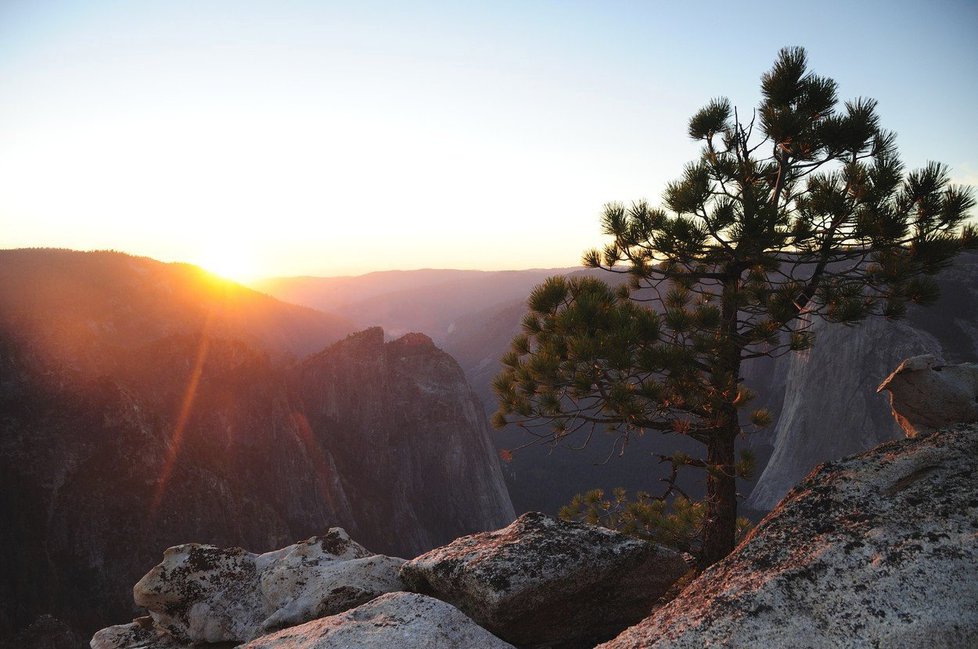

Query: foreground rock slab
400 511 690 648
600 424 978 649
877 354 978 436
240 592 515 649
131 529 404 644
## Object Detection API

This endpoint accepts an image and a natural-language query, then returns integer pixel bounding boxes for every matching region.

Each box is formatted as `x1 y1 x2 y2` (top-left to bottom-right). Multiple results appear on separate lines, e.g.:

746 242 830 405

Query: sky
1 0 976 280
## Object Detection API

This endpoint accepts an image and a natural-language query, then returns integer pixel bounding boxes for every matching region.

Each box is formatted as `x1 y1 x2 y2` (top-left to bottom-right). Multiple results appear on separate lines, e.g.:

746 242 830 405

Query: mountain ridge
0 248 355 361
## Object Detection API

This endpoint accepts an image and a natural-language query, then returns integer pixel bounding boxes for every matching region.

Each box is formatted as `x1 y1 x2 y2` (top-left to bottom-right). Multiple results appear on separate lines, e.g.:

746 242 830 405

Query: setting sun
199 246 254 283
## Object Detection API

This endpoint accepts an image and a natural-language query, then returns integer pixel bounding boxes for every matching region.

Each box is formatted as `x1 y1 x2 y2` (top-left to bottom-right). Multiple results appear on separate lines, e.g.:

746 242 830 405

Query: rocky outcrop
240 592 516 649
876 354 978 436
94 515 690 649
400 512 691 648
599 424 978 649
125 530 404 644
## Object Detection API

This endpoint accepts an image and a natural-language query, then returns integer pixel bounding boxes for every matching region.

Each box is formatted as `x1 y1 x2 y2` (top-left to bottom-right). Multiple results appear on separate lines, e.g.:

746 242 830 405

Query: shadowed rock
877 354 978 436
240 592 515 649
400 512 691 648
599 424 978 649
0 614 87 649
90 617 183 649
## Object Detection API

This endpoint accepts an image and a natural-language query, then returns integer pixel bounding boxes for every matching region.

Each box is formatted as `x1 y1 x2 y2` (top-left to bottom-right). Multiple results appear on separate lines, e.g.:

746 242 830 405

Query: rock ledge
600 424 978 649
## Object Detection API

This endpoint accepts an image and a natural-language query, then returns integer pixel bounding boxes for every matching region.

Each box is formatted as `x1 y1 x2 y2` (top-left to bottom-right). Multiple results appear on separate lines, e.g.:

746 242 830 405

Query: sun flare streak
290 410 339 515
150 321 212 515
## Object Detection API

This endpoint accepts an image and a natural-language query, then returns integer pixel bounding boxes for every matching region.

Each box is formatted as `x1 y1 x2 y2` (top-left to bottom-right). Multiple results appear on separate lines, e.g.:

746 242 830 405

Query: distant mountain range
1 248 354 363
253 267 578 342
0 249 513 644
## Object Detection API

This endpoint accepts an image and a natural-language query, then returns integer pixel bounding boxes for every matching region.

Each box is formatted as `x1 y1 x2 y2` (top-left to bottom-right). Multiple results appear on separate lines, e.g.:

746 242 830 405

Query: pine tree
493 47 975 567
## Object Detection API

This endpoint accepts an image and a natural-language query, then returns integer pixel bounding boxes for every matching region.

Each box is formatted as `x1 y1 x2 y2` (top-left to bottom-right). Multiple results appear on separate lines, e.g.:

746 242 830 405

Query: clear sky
1 0 976 279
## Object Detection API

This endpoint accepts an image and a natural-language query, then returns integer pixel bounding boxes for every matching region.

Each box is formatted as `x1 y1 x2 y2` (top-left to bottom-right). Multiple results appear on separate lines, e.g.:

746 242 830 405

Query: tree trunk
697 265 744 567
700 420 738 568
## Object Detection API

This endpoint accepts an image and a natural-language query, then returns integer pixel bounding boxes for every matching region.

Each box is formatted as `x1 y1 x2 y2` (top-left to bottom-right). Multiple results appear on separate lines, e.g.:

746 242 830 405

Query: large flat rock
600 424 978 648
400 512 690 648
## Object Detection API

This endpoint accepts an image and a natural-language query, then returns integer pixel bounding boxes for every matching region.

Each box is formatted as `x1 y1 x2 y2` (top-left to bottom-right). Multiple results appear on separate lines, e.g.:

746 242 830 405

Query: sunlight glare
199 245 254 283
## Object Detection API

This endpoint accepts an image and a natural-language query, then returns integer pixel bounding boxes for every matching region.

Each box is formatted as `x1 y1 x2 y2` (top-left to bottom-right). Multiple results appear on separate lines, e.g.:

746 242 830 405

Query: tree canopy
493 47 975 566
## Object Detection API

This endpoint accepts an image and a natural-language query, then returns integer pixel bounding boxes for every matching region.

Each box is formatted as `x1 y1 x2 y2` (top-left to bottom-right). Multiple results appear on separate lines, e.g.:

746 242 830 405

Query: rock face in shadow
400 512 691 649
253 253 978 519
298 328 515 556
0 250 514 645
240 592 516 649
877 354 978 436
599 424 978 649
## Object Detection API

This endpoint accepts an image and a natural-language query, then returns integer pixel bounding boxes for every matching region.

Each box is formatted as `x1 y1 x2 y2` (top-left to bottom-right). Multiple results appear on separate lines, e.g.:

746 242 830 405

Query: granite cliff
746 250 978 510
296 327 515 555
